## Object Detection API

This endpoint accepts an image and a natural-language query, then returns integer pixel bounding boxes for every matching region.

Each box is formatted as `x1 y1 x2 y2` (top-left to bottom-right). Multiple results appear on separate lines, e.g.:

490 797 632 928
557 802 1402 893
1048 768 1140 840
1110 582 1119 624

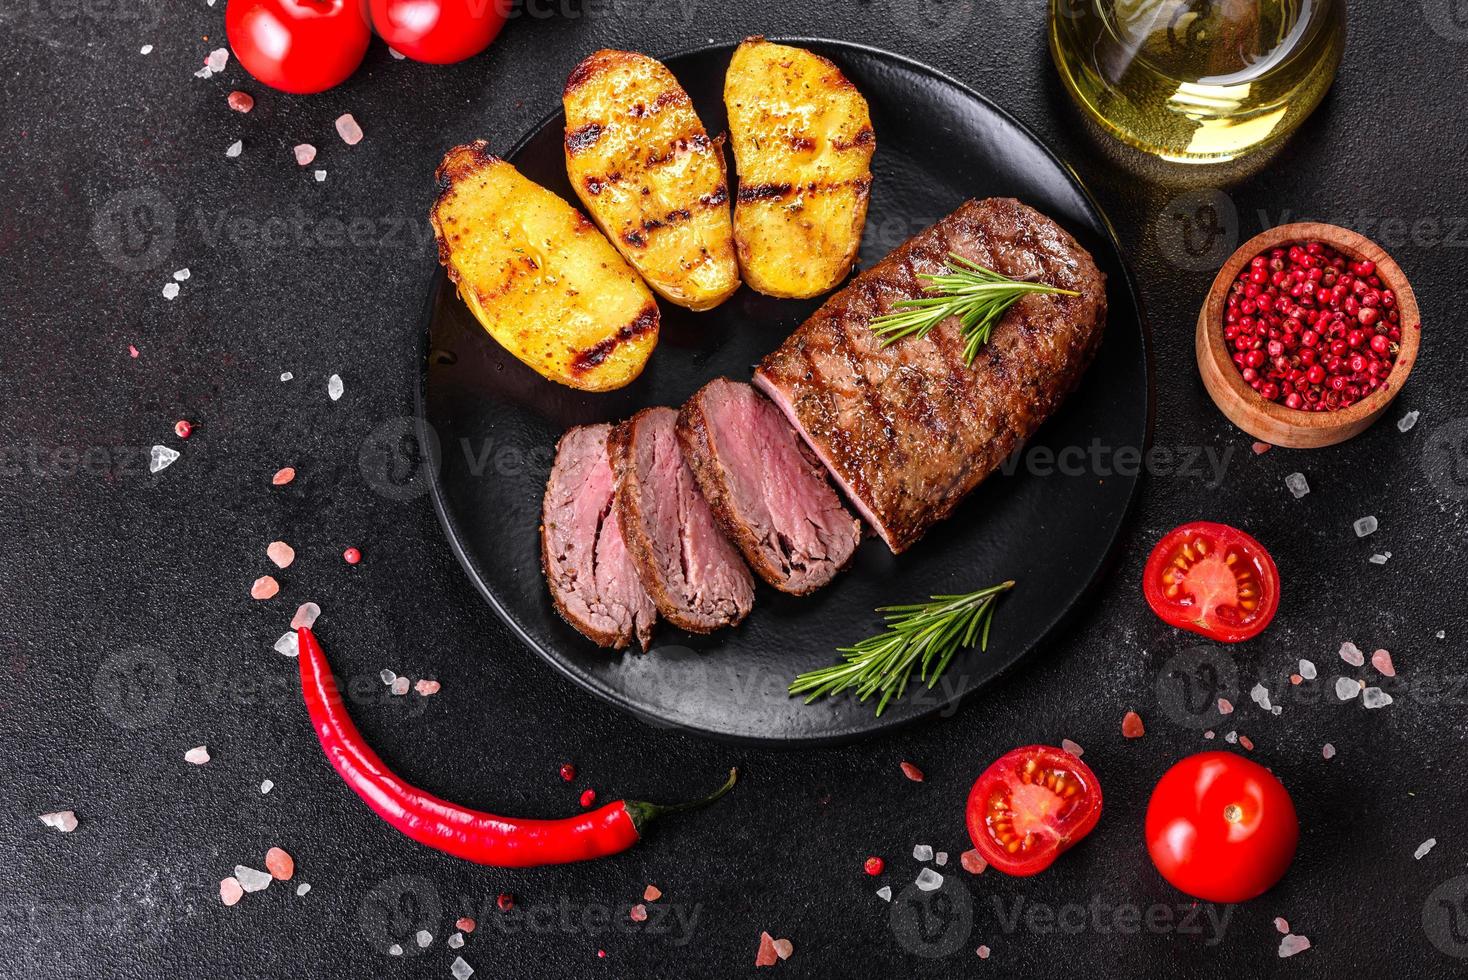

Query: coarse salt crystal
935 851 948 866
272 467 296 485
225 140 242 158
414 679 441 696
1061 738 1083 757
280 371 294 382
328 374 344 401
389 47 406 59
415 929 432 948
912 844 933 862
267 541 296 569
1299 659 1317 680
251 575 280 600
1203 730 1215 739
1398 410 1420 433
149 445 180 473
291 601 321 630
391 677 410 696
876 885 892 901
1285 472 1310 498
380 669 396 685
1368 552 1391 564
448 933 464 949
220 876 244 906
296 882 311 896
1279 934 1311 958
1224 730 1238 743
206 48 228 72
265 846 294 880
162 281 180 300
1371 649 1395 676
335 113 363 144
1339 642 1365 667
38 810 78 832
1252 441 1272 454
140 44 153 55
1250 684 1272 711
1415 838 1436 860
227 90 254 113
235 865 272 892
1353 516 1378 537
1361 687 1393 709
173 268 191 281
260 779 274 794
184 746 210 765
293 144 317 166
314 170 327 182
388 945 402 957
1322 743 1336 759
274 631 299 657
450 956 474 979
1334 677 1360 701
773 939 793 961
915 868 943 892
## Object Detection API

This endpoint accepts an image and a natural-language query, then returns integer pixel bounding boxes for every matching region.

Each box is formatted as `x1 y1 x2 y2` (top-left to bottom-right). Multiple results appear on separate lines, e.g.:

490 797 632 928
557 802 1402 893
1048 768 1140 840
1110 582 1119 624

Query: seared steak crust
610 407 755 633
753 198 1107 553
677 379 860 594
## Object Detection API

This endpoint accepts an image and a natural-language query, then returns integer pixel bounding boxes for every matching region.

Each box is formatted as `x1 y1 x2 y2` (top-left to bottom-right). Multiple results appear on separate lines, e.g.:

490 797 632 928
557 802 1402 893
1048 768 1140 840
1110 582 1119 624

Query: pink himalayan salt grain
267 541 295 569
220 876 244 906
1239 735 1255 751
977 945 991 959
455 917 476 933
1274 917 1290 934
265 846 294 880
251 576 280 600
335 113 363 145
227 91 254 112
272 467 296 486
773 939 793 961
755 932 778 967
293 144 317 166
1371 649 1395 676
628 904 647 922
1290 674 1303 685
129 344 140 358
960 849 987 874
415 679 441 696
1279 934 1311 958
1252 441 1272 454
900 761 924 782
1218 698 1234 715
1322 743 1336 760
643 885 662 902
1122 711 1145 738
291 602 321 630
1061 738 1084 757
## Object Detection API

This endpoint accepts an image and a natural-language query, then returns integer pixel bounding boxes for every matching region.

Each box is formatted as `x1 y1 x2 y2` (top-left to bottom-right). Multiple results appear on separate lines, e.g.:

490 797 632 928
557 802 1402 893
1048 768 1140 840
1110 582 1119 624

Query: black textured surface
424 39 1151 744
4 2 1468 978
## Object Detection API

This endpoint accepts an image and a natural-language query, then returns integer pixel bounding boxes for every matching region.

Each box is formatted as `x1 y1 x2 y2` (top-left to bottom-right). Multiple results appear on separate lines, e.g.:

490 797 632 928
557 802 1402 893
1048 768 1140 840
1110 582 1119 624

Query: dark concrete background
4 1 1468 977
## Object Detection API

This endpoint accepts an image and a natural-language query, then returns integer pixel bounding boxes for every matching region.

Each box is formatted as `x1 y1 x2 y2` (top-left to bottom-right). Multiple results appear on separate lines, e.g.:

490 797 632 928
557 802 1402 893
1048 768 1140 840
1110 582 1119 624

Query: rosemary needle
869 254 1077 364
789 581 1016 716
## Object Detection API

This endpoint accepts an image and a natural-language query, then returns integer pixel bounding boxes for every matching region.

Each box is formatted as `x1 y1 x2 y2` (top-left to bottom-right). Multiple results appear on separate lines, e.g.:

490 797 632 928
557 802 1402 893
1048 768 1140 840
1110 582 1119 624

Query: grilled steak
677 378 860 594
541 424 657 650
754 198 1107 553
611 407 755 632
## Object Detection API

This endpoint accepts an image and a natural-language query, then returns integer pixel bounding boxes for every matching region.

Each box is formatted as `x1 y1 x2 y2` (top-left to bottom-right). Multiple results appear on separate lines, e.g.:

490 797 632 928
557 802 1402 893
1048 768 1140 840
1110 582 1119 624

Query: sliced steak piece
677 378 860 595
541 424 657 650
611 407 755 632
754 197 1107 554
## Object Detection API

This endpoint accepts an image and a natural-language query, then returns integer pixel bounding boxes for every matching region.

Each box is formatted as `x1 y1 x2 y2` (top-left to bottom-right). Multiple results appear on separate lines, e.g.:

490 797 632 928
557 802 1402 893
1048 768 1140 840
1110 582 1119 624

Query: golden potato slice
430 141 658 393
725 37 875 299
563 50 740 311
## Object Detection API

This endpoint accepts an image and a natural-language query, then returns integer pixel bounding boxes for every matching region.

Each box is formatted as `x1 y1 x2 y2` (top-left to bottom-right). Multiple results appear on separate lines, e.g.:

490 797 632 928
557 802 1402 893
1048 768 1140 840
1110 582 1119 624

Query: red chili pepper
296 627 737 867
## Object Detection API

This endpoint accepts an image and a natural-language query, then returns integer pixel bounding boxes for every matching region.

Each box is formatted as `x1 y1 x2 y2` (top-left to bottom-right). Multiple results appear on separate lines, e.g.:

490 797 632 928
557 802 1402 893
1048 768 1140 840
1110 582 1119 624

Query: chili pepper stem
623 767 739 834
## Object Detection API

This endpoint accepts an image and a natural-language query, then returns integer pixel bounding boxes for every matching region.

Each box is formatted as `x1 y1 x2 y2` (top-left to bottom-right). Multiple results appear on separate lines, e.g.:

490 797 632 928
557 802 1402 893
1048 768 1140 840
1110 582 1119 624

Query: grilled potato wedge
725 37 875 299
430 141 659 392
563 50 740 311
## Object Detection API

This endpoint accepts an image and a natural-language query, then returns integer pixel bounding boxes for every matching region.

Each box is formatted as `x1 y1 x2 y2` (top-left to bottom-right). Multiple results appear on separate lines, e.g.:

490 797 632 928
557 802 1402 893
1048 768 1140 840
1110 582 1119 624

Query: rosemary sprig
869 254 1077 364
789 581 1015 716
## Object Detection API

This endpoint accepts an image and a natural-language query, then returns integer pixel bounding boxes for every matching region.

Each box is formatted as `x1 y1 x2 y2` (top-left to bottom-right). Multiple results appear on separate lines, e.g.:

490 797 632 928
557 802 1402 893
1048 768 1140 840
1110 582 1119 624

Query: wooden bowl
1196 222 1421 448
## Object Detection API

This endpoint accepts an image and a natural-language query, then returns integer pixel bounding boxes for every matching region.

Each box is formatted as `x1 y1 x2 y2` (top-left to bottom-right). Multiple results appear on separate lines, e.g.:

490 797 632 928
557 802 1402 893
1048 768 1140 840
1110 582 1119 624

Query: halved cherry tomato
1145 751 1298 903
1142 521 1279 643
370 0 508 64
226 0 372 95
965 745 1102 876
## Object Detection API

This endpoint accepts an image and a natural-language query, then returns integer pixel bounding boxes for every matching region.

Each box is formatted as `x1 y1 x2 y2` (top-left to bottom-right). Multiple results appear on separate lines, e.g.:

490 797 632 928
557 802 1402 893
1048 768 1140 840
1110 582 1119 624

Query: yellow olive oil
1050 0 1346 163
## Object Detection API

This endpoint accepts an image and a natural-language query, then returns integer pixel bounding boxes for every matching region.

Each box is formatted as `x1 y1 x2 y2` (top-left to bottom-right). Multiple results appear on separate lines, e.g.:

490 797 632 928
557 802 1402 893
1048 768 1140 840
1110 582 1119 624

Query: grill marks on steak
541 424 657 650
611 407 755 633
677 379 860 595
754 198 1108 553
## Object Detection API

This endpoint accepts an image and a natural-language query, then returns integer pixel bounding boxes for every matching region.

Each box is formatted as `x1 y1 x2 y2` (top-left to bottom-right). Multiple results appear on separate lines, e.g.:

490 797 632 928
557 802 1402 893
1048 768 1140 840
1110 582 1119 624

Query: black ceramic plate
418 39 1152 745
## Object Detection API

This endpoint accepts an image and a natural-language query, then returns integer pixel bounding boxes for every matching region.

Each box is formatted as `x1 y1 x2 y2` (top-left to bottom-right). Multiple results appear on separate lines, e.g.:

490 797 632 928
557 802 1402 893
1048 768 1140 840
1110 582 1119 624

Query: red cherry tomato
369 0 507 64
965 745 1102 876
226 0 372 95
1142 521 1280 643
1145 751 1298 903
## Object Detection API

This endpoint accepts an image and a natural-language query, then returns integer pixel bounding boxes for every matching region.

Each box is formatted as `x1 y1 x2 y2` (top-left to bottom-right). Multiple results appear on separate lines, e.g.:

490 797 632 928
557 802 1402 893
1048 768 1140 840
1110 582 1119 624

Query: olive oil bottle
1050 0 1345 163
